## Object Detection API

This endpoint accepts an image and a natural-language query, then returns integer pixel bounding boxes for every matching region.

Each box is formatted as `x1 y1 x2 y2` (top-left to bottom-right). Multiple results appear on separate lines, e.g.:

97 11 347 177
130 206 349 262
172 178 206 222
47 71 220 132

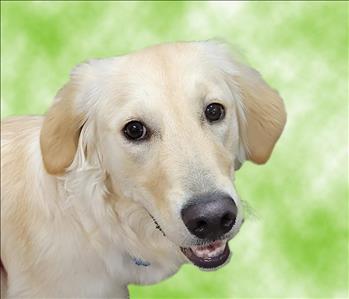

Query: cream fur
1 41 286 298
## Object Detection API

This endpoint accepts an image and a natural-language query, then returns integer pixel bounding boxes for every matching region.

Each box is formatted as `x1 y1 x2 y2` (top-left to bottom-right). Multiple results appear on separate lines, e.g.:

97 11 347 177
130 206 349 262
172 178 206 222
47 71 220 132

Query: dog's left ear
233 63 287 164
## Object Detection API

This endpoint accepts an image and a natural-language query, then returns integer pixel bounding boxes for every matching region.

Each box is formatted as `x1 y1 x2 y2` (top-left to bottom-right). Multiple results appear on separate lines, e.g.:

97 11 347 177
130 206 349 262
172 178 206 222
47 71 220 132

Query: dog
1 41 286 298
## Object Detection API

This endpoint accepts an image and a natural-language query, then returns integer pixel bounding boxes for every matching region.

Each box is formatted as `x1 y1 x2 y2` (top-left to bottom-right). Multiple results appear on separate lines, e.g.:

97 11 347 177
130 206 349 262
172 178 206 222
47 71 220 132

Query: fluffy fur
1 41 286 298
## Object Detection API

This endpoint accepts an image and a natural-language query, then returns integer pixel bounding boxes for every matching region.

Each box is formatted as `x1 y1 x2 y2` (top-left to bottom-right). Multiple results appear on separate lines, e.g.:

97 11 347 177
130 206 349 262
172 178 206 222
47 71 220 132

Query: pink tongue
198 240 222 250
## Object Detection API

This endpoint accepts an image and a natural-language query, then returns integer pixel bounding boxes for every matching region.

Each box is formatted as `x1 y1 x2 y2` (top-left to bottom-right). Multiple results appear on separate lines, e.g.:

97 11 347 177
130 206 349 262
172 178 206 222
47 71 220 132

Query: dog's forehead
124 44 206 86
96 42 234 127
125 42 202 69
112 43 227 106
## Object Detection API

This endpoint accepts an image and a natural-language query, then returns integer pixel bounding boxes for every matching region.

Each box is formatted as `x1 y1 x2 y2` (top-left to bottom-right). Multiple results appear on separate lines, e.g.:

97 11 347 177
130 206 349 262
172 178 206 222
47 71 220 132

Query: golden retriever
1 41 286 298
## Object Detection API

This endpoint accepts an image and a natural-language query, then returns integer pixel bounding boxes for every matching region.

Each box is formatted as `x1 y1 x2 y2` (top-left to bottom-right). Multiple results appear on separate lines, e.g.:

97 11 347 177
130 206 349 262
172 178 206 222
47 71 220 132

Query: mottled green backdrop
1 1 348 298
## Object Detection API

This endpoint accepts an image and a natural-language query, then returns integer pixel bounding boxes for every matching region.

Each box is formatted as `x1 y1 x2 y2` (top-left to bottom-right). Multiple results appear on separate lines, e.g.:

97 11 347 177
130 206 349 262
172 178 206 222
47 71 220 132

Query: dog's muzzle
179 193 237 269
149 192 239 269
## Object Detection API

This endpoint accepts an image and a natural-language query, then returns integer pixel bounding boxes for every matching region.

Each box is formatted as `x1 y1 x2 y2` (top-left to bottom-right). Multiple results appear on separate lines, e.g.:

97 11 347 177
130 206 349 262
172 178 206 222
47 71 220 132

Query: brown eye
123 121 148 141
205 103 225 122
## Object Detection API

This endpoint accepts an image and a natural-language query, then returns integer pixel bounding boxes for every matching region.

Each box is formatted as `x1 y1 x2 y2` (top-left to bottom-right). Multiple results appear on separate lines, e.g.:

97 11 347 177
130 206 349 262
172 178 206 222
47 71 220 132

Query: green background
1 1 348 298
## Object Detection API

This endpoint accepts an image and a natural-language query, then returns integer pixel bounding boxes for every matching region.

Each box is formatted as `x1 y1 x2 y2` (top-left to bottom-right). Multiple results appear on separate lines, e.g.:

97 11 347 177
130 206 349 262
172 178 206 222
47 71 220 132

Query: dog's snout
181 193 237 240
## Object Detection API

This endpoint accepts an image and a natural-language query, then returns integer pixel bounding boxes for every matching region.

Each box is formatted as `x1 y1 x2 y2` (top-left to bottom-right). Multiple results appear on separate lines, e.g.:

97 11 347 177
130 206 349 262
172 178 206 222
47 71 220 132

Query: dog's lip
180 240 230 269
148 212 231 268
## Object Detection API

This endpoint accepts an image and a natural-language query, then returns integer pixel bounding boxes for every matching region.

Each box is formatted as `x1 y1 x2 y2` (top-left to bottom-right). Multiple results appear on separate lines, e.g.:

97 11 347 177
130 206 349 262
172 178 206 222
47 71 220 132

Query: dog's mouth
180 240 230 269
149 213 231 269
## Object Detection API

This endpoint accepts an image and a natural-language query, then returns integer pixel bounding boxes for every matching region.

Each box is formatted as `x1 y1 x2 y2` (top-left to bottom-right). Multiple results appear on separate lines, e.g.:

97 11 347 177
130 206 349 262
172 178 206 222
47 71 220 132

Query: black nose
181 193 237 240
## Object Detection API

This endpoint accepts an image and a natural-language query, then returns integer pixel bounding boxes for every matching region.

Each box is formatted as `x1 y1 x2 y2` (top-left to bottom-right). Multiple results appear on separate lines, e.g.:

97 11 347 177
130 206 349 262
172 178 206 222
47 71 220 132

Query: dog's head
40 41 286 270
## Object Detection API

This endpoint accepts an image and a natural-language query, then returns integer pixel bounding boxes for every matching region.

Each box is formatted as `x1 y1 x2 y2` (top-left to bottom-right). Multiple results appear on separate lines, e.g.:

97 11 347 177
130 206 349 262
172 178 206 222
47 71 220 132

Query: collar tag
132 257 151 267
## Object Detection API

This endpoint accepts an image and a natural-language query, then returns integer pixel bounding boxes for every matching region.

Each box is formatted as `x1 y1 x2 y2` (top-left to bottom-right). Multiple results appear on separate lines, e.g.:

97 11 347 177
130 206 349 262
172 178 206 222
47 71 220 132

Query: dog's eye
205 103 225 122
123 121 148 141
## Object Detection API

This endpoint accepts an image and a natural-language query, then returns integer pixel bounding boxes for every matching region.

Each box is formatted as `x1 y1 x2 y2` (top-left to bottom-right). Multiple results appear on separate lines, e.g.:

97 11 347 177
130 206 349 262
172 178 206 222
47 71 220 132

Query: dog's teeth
191 241 226 258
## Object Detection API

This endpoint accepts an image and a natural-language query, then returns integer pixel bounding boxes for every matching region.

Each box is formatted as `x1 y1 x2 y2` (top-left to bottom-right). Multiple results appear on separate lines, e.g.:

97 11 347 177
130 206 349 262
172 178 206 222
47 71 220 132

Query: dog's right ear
40 80 86 175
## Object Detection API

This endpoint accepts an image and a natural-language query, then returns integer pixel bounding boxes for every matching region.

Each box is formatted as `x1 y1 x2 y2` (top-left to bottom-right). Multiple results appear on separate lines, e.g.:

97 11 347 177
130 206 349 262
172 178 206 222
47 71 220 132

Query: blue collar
132 257 151 267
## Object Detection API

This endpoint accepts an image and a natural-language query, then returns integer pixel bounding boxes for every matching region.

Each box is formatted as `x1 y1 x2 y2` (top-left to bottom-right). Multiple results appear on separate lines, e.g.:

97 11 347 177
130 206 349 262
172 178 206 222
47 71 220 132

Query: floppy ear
234 64 287 164
40 81 86 175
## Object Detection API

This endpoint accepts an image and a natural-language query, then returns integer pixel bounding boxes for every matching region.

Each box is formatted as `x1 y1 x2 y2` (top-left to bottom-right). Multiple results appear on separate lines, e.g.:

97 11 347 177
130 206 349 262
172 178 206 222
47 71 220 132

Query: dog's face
40 41 286 270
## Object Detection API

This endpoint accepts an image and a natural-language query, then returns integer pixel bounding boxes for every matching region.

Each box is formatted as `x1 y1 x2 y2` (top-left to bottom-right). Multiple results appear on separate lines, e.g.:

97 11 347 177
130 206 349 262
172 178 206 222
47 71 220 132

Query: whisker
241 199 259 221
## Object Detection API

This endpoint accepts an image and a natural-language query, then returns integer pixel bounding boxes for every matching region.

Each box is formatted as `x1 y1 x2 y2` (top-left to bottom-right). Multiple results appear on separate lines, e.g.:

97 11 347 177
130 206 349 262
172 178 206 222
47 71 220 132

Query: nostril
194 219 208 234
221 212 235 231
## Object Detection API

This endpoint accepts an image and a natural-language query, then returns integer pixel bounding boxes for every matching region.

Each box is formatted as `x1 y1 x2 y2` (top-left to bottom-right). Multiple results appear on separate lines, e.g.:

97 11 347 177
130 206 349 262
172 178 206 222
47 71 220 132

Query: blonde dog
1 41 286 298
